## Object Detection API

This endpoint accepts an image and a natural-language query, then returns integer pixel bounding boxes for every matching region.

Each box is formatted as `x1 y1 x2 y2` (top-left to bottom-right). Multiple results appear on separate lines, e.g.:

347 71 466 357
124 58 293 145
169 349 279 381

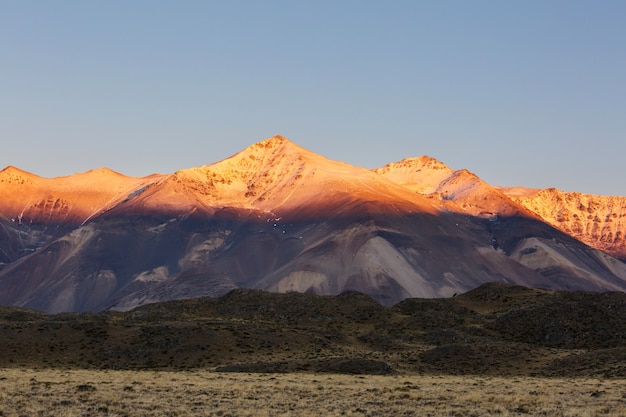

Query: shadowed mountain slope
1 136 625 313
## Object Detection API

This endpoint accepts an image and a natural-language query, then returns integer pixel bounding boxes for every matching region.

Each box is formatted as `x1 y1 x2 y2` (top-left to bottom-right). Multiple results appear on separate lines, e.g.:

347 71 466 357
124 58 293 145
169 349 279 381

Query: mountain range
1 135 625 313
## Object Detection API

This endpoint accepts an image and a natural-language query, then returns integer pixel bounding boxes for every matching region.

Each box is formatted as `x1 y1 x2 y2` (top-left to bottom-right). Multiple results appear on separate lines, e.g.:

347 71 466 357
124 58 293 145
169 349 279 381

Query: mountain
104 136 438 219
1 136 626 313
0 166 161 267
0 165 162 225
374 156 626 261
500 187 626 261
373 156 537 218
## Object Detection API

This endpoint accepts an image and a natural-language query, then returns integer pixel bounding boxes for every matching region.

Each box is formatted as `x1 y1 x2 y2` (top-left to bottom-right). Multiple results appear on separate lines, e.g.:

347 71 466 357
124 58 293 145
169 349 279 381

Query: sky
2 1 625 195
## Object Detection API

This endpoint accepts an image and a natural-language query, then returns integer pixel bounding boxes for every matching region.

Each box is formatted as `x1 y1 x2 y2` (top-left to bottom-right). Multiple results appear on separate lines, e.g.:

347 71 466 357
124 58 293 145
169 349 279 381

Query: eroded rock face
375 156 626 262
502 188 626 261
374 157 537 218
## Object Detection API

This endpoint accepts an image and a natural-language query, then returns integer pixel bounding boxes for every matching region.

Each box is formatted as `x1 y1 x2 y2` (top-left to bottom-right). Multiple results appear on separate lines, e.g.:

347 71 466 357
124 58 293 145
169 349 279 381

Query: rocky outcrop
374 157 537 218
502 188 626 261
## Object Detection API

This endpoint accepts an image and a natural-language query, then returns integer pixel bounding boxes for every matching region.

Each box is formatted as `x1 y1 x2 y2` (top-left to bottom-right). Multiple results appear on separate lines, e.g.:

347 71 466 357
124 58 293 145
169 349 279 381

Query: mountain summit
1 135 626 313
109 136 438 220
374 157 538 218
0 165 161 225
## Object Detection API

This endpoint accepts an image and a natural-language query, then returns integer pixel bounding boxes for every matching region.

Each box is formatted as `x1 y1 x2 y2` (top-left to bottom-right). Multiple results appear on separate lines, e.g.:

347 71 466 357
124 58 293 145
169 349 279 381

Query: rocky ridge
501 187 626 261
373 157 537 218
0 165 162 225
375 157 626 260
107 136 437 219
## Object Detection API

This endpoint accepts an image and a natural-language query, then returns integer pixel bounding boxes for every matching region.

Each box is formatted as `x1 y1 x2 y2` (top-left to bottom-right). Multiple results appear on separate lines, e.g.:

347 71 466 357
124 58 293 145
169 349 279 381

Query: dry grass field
1 368 625 417
2 284 626 416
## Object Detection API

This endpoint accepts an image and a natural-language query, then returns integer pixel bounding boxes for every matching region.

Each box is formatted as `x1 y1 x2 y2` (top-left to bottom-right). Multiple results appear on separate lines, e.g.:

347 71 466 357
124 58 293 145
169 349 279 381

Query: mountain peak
501 186 626 260
1 165 23 173
173 135 317 182
254 135 292 147
69 167 130 181
243 135 317 160
121 136 438 219
374 156 535 218
377 156 451 172
0 165 39 185
373 156 454 194
1 165 37 177
0 163 162 225
82 167 124 176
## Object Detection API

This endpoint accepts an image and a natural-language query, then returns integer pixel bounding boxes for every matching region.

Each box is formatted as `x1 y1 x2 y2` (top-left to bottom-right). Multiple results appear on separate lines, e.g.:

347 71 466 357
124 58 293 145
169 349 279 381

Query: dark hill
1 283 625 377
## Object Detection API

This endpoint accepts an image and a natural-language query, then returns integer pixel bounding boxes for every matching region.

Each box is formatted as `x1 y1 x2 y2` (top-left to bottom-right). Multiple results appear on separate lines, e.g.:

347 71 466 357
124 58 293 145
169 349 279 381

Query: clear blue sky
2 1 625 195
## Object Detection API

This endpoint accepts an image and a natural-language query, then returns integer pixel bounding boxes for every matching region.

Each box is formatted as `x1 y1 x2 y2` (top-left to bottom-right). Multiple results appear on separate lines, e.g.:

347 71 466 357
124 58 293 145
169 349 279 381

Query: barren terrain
2 284 626 415
1 368 625 416
2 284 626 377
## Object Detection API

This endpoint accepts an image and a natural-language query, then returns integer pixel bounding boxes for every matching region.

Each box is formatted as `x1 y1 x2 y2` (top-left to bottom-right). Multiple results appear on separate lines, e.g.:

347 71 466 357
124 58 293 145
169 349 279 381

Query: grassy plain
2 284 626 416
1 368 625 417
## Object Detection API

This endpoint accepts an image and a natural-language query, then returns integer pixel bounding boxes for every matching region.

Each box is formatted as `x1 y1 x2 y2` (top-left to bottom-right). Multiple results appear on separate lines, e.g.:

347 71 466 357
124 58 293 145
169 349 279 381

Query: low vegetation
1 283 626 415
2 283 626 377
2 368 626 417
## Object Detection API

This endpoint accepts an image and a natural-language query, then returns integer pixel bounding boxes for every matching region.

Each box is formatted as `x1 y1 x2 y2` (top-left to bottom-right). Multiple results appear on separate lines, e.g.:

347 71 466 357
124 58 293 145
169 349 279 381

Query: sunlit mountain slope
1 136 625 313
